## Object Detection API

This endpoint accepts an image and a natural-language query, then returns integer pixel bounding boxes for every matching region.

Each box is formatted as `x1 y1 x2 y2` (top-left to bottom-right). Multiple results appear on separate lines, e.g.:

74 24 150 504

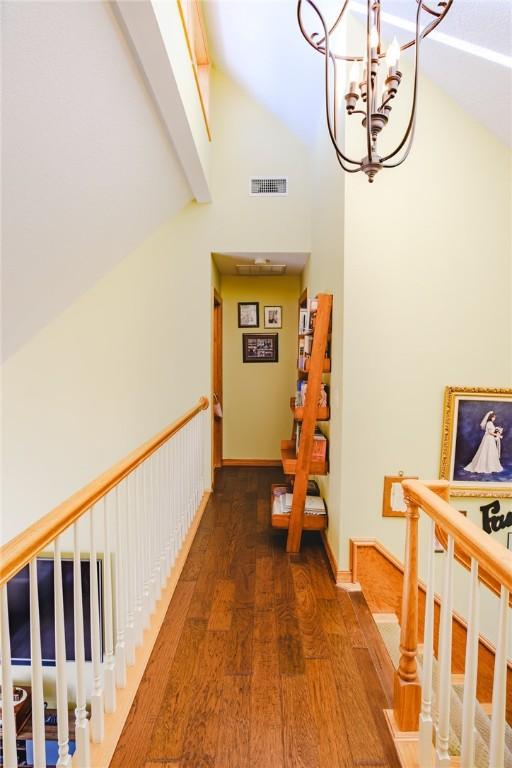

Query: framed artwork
440 386 512 498
242 333 278 363
264 305 282 329
382 474 418 517
238 302 259 328
508 532 512 551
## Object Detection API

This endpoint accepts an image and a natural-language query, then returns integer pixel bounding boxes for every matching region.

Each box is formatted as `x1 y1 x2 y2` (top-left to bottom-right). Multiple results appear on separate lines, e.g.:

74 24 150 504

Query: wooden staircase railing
0 397 209 768
395 478 512 767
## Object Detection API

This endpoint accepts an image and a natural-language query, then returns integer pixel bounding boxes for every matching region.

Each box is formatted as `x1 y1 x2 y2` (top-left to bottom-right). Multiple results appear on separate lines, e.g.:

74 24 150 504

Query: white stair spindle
89 505 104 742
150 453 160 607
163 442 172 579
124 472 136 666
29 558 46 767
103 495 116 713
115 484 127 689
53 536 71 767
0 585 18 768
171 437 179 565
142 459 151 629
419 517 436 767
159 447 167 589
73 521 90 768
488 585 509 768
435 534 454 767
134 466 144 647
460 558 480 768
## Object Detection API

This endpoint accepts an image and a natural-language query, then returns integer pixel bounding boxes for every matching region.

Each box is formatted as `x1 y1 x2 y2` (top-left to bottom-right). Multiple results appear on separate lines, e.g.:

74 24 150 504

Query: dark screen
7 558 102 666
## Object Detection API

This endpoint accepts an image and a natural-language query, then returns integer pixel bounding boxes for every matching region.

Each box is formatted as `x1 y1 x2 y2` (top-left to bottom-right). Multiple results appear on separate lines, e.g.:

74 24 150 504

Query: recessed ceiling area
213 252 309 276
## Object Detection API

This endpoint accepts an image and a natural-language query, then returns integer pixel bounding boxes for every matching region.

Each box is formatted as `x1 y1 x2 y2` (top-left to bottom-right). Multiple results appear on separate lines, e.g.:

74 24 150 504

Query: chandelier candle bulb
297 0 453 181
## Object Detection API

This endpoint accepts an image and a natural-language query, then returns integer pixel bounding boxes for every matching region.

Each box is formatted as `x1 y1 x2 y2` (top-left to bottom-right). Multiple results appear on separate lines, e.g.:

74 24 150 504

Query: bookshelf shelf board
289 398 330 422
280 439 328 476
271 511 326 530
304 358 331 373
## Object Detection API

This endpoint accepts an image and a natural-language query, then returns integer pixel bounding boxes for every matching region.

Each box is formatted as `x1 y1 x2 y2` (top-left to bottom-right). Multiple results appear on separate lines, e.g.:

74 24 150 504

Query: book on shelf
295 423 328 460
274 492 326 516
294 382 328 409
298 299 319 335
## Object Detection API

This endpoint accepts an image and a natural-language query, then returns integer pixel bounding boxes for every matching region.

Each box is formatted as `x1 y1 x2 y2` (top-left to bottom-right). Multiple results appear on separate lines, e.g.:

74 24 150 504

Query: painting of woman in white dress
441 387 512 497
464 411 504 474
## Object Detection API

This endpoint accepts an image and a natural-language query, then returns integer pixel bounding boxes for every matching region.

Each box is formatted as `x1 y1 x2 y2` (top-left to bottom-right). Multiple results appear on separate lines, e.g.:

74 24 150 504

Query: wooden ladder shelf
276 292 333 553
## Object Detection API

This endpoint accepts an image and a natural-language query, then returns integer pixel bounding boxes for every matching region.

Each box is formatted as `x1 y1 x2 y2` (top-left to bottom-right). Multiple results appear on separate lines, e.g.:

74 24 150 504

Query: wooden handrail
402 479 512 592
0 397 209 587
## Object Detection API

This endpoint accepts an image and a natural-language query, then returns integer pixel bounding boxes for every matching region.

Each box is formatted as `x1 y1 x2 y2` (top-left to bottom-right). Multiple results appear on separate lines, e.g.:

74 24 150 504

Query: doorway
212 289 223 478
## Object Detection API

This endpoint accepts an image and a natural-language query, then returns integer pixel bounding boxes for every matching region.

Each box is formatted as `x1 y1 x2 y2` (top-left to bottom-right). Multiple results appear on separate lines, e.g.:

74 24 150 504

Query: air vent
236 263 287 276
250 177 288 196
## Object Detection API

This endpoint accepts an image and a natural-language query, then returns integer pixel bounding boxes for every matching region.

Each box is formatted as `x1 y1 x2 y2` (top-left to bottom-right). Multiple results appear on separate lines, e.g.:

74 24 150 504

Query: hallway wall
221 275 300 461
1 68 312 543
305 39 512 647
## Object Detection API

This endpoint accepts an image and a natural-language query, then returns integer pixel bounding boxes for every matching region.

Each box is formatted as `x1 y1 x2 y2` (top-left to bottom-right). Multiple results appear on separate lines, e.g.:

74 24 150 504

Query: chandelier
297 0 454 182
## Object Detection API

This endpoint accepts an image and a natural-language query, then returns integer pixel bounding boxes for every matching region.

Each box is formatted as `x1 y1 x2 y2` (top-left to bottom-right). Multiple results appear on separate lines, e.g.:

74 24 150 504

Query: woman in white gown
464 411 504 474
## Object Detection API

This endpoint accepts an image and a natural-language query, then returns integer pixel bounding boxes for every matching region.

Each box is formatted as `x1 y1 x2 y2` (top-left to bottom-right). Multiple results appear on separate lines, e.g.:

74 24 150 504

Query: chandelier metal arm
365 0 373 162
299 0 453 63
379 0 421 163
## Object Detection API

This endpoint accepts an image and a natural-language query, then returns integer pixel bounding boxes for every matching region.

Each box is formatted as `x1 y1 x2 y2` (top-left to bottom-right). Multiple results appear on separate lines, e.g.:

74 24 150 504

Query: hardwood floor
111 467 401 768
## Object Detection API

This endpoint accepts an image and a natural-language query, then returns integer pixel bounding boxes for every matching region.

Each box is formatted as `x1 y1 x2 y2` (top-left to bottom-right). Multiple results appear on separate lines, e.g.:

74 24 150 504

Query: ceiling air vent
250 177 288 196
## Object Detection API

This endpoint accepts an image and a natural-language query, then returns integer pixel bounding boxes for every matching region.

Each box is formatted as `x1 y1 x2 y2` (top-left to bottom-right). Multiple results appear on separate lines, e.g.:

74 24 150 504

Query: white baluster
29 558 46 767
142 459 151 629
419 517 436 767
489 585 509 768
89 505 104 742
124 472 136 666
134 466 144 646
435 534 454 767
159 447 168 589
171 436 179 565
163 442 172 580
115 484 127 689
103 496 116 713
460 558 479 768
1 584 18 768
73 521 90 767
150 453 159 607
53 537 71 767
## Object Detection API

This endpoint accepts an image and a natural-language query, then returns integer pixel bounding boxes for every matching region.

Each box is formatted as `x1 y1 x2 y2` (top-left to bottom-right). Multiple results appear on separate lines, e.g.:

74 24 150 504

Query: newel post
394 491 421 731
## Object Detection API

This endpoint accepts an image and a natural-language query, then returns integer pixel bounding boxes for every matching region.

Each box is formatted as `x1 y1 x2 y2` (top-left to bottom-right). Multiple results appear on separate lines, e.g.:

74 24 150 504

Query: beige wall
1 69 312 543
302 128 345 558
221 275 300 460
304 34 512 646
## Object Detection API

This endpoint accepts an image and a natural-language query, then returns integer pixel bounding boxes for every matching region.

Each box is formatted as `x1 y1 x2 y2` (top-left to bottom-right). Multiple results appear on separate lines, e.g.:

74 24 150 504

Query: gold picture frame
440 386 512 498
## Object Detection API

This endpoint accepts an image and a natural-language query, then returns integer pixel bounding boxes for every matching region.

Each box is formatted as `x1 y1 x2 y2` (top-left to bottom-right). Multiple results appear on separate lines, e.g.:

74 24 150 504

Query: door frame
212 288 223 483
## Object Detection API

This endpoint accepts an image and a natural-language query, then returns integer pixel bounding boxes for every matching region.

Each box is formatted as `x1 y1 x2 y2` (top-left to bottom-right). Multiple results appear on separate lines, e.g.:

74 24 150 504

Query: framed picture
440 386 512 498
238 302 259 328
382 474 418 517
264 305 282 329
508 532 512 551
242 333 278 363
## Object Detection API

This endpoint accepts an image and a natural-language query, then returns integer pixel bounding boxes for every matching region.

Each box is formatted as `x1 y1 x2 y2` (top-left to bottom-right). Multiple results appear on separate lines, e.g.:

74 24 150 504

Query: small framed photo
440 386 512 497
238 302 259 328
508 532 512 551
242 333 278 363
382 475 418 517
264 305 282 329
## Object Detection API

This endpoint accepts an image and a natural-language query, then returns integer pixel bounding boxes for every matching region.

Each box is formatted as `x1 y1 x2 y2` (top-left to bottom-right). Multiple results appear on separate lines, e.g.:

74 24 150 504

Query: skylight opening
349 1 512 69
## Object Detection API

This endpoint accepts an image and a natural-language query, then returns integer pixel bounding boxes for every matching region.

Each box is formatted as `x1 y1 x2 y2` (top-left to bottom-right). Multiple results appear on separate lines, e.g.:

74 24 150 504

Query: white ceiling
213 251 309 275
203 0 512 147
1 1 191 360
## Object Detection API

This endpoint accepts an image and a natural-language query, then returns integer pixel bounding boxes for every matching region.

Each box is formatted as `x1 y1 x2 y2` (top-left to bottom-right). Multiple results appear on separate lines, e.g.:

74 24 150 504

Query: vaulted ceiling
2 1 191 360
203 0 512 147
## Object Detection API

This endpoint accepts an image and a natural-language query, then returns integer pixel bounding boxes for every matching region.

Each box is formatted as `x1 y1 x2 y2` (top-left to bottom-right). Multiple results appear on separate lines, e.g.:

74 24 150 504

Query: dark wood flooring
111 467 400 768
